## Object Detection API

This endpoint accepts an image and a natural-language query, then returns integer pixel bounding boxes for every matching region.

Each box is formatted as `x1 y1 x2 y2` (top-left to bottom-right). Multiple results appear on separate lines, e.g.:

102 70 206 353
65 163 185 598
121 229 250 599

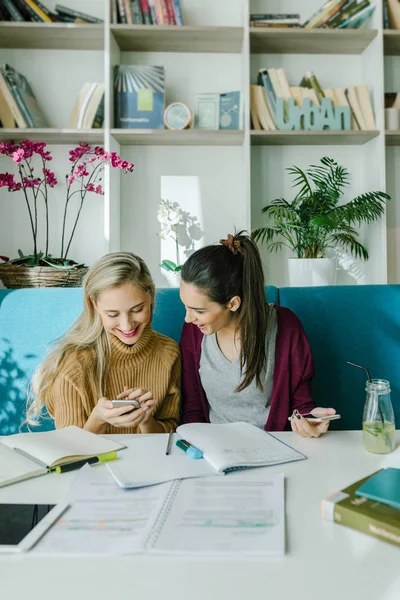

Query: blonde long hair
28 252 155 424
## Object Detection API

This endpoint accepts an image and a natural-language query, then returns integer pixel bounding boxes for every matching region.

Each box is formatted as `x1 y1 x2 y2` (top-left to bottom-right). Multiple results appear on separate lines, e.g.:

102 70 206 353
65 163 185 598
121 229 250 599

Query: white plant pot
288 258 336 287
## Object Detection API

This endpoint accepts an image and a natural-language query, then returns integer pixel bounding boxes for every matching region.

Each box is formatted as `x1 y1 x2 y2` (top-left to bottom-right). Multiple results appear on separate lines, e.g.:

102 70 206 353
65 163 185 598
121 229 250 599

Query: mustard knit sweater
46 325 181 434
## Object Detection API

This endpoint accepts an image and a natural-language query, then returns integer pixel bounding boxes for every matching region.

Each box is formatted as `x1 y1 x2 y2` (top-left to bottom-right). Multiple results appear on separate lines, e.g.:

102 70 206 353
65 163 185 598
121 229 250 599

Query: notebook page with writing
1 426 126 468
176 422 306 473
34 465 173 556
0 444 46 488
106 434 216 489
147 472 285 556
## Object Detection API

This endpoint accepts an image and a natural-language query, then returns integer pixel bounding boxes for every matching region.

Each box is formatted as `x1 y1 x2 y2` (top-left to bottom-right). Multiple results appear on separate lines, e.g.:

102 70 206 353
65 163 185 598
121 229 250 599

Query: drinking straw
346 361 384 424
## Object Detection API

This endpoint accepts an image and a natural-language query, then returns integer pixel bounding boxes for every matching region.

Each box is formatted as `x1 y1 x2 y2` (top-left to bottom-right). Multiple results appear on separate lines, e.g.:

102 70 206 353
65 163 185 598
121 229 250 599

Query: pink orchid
1 140 134 262
12 148 24 163
74 163 90 178
43 169 57 187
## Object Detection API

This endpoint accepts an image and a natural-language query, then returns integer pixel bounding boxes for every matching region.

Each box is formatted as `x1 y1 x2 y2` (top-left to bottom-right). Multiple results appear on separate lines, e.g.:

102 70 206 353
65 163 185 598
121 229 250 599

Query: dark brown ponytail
181 231 268 391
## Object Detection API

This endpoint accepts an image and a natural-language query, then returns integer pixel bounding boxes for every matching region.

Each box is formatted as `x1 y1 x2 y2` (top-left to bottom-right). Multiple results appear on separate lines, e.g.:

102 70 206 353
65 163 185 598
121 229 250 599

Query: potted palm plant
252 157 390 287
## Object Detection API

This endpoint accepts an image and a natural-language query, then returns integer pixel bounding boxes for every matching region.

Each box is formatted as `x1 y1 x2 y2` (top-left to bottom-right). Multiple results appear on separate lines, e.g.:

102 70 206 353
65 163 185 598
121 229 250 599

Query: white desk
1 431 399 600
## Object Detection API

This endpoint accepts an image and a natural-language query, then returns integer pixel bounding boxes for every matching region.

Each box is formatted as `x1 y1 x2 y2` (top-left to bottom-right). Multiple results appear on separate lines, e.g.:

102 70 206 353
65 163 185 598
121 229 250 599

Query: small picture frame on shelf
195 93 220 130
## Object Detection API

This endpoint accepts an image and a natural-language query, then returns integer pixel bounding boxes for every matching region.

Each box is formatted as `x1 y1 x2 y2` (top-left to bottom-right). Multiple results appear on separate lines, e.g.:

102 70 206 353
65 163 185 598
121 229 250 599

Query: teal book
219 91 242 130
356 468 400 510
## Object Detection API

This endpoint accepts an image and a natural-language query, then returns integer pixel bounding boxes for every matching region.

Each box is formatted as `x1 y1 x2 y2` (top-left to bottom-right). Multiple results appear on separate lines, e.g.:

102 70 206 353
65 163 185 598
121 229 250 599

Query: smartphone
111 399 141 409
289 413 341 423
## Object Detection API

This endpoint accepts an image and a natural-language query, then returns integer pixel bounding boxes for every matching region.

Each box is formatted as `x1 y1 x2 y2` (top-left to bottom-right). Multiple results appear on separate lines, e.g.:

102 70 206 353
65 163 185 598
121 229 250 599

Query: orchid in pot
157 198 183 274
0 140 134 287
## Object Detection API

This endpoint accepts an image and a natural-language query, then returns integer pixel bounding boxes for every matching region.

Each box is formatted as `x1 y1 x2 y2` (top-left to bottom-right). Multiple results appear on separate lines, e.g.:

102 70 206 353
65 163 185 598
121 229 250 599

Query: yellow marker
53 451 118 474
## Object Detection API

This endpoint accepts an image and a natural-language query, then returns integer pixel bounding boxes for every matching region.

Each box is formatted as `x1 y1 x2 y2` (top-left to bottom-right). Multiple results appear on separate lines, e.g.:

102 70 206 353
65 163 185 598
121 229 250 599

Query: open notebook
34 465 285 556
0 426 126 488
107 421 305 489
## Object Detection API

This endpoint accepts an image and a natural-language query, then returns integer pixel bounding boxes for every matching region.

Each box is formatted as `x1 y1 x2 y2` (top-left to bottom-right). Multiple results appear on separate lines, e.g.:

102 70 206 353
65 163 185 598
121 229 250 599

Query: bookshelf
0 0 398 287
0 128 104 144
110 25 244 53
250 131 380 146
383 30 400 55
0 22 104 50
250 28 378 55
111 129 245 146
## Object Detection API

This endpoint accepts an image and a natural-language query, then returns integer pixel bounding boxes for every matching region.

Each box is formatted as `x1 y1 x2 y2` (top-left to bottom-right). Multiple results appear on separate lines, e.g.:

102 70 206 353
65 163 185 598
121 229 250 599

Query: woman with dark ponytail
179 232 336 438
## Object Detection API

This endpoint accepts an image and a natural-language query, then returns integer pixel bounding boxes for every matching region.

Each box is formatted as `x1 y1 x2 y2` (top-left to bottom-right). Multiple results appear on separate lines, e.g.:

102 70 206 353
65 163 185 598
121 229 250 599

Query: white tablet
0 502 69 553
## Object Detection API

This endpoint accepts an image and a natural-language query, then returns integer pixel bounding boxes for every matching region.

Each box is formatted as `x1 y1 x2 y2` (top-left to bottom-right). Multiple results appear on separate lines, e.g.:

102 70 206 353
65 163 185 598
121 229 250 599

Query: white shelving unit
0 0 398 287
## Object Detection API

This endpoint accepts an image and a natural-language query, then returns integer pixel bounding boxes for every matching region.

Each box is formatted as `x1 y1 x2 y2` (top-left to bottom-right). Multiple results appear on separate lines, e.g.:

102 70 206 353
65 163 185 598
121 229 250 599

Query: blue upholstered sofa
1 285 399 435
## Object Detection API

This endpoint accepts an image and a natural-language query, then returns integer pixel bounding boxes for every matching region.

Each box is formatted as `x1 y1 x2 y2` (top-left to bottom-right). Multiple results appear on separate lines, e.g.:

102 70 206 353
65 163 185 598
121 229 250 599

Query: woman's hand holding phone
289 407 338 438
93 386 156 428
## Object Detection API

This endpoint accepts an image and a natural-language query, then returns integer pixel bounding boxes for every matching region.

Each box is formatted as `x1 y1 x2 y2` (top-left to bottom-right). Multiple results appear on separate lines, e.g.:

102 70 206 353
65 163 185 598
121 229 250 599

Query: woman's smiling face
179 280 235 335
94 281 153 345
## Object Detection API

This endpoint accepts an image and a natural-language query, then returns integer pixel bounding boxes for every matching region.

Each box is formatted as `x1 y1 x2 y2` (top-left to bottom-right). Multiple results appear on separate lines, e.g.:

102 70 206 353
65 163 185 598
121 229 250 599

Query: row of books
250 68 376 132
250 1 376 30
322 467 400 549
0 63 47 128
383 0 400 29
0 1 102 23
112 0 183 25
0 63 104 129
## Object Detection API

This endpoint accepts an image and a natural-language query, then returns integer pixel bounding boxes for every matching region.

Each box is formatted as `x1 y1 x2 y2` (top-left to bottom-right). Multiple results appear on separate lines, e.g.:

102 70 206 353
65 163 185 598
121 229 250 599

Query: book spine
383 0 390 29
20 0 46 21
304 0 338 28
123 0 133 23
165 0 176 24
159 0 169 24
55 4 103 23
250 22 299 28
10 85 35 127
325 0 353 26
111 0 117 24
335 0 370 26
3 0 24 21
132 0 144 24
305 71 325 103
92 94 104 128
324 498 400 548
148 0 157 24
154 0 164 23
32 0 52 16
117 0 127 23
0 73 27 127
24 0 51 22
251 13 300 20
258 71 277 118
172 0 183 25
316 1 347 28
139 0 151 24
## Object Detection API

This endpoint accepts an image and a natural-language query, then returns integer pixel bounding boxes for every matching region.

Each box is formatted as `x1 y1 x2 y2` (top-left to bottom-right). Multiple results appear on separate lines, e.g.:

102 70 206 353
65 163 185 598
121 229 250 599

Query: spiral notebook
107 422 305 489
35 465 285 556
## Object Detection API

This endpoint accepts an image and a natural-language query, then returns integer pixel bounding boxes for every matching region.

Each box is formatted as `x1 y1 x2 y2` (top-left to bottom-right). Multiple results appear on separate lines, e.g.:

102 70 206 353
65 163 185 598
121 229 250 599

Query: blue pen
176 439 203 459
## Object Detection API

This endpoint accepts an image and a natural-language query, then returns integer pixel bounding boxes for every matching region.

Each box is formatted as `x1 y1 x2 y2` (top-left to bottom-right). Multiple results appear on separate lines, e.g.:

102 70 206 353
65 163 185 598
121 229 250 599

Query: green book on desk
321 470 400 548
0 426 126 488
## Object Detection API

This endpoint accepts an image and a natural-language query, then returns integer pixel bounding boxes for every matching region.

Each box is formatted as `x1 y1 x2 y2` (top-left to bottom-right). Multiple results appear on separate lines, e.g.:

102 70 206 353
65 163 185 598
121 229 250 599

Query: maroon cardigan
180 306 316 431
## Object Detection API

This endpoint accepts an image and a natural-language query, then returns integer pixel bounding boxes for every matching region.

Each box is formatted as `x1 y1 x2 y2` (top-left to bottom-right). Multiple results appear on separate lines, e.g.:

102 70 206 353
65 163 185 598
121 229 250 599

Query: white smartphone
288 413 341 423
111 399 141 409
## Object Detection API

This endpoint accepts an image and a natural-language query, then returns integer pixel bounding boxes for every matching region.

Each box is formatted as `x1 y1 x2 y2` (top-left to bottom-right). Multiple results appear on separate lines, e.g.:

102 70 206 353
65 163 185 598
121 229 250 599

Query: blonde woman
29 252 180 434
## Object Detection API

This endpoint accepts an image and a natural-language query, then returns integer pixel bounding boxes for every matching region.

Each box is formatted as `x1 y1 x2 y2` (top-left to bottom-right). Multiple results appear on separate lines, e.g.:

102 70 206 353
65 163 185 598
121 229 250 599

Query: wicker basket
0 264 89 288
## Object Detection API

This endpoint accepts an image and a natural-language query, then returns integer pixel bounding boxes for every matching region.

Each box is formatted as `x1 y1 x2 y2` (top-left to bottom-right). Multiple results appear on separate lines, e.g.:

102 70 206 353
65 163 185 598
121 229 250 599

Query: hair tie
220 234 243 256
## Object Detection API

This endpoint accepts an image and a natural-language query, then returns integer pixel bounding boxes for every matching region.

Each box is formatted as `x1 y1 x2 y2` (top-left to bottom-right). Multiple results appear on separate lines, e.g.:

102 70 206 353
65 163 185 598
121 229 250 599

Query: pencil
165 430 173 455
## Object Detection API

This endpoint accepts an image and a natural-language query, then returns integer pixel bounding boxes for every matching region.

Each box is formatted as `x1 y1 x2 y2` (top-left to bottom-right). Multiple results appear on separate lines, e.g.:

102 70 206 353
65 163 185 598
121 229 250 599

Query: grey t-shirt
199 305 278 429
